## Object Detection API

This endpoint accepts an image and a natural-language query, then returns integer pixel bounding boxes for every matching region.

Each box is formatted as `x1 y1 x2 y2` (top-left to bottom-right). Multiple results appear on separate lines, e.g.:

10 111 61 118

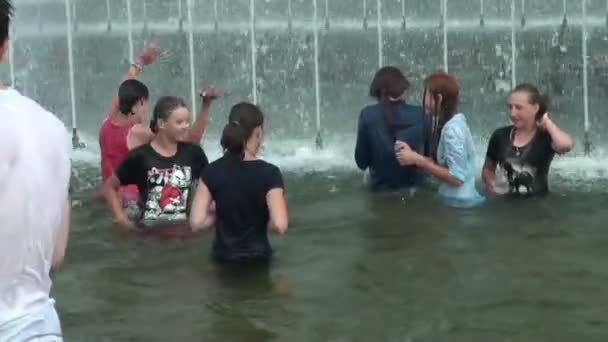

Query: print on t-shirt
502 156 537 195
144 165 192 221
486 126 555 197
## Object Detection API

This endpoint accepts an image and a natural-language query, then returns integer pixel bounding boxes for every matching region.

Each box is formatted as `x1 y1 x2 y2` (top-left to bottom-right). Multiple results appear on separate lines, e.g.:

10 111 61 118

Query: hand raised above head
200 85 221 104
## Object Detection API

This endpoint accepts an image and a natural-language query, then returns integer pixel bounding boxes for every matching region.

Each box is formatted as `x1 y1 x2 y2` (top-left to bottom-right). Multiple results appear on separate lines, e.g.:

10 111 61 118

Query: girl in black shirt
190 102 288 262
482 84 573 197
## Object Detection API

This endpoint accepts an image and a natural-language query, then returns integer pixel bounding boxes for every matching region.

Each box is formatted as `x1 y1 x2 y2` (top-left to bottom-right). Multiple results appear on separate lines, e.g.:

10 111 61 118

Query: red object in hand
200 87 221 103
136 40 161 66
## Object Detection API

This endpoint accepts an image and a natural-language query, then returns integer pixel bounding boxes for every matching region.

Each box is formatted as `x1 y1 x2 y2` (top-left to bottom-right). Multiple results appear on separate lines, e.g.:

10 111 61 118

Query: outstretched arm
103 41 162 118
183 87 220 144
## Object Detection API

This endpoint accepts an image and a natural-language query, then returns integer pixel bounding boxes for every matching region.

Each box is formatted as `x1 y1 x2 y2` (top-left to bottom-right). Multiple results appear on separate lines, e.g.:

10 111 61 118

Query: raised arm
103 41 162 118
539 113 574 154
183 86 220 144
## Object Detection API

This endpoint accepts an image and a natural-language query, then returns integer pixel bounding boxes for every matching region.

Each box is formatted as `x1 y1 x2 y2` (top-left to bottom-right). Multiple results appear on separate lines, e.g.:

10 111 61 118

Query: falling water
187 0 197 115
401 0 406 29
480 0 485 26
442 0 448 71
313 0 322 148
126 0 134 60
511 0 517 86
64 0 77 131
376 0 383 68
105 0 111 31
249 0 257 104
582 0 590 154
8 26 15 87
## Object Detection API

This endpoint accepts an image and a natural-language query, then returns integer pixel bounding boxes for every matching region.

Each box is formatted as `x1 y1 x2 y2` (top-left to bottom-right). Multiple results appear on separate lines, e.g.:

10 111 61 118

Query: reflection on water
57 167 608 341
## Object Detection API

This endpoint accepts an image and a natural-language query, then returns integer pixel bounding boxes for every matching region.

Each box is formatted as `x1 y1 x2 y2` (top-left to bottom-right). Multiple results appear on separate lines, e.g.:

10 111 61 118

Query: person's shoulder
360 103 382 119
490 125 512 138
129 142 151 156
179 142 204 152
255 160 282 176
401 102 424 113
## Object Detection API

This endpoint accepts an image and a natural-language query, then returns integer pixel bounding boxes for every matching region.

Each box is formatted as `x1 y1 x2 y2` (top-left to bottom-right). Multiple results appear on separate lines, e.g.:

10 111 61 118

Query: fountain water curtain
126 0 134 63
480 0 485 27
8 25 15 88
187 0 197 116
12 0 596 156
64 0 84 149
511 0 517 87
249 0 257 105
324 0 330 31
442 0 448 72
313 0 322 149
376 0 383 69
362 0 368 30
213 0 219 33
142 0 148 35
105 0 111 32
582 0 591 156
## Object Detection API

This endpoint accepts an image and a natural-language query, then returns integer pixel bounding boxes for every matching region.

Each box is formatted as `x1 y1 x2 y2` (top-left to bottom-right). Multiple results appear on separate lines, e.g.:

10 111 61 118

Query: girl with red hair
395 72 485 208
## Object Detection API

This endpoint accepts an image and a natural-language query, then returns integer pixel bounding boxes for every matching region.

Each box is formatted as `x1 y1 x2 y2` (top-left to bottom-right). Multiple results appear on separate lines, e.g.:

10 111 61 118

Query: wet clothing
435 113 485 208
355 101 430 191
485 126 555 196
201 156 284 262
0 87 70 339
115 142 208 228
99 117 139 202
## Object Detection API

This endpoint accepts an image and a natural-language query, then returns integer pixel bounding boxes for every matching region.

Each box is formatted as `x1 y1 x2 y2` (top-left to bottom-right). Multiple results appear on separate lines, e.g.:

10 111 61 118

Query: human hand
116 214 137 232
200 85 221 105
395 142 420 166
536 112 551 130
394 140 410 152
135 40 172 66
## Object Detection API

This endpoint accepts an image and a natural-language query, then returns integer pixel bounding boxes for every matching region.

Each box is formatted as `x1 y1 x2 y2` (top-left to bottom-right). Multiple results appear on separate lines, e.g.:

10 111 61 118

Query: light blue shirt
436 113 485 208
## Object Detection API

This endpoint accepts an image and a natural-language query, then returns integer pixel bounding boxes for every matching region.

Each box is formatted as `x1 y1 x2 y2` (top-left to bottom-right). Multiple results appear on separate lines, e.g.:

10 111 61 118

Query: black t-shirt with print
485 126 555 197
201 156 284 262
115 142 208 227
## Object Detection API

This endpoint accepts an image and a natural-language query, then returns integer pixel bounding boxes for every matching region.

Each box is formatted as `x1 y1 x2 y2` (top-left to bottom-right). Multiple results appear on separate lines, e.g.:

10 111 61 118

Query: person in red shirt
97 41 219 210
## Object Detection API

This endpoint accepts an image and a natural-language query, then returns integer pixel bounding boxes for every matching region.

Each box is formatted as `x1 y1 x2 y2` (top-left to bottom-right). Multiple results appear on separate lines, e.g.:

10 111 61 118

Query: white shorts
0 299 63 342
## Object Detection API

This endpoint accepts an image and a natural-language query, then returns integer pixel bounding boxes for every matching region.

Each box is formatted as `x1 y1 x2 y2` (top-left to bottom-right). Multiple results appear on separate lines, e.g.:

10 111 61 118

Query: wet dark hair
0 0 13 44
511 83 550 121
118 79 149 115
423 72 460 159
149 96 187 133
221 102 264 160
369 66 410 141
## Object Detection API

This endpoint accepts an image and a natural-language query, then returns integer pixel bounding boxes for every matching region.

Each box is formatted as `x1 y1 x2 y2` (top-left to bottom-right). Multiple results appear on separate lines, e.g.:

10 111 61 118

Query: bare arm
267 188 288 234
481 159 497 194
103 42 161 118
189 181 216 232
183 88 220 144
127 124 155 150
183 102 211 144
415 156 464 187
102 64 142 119
51 198 71 272
541 114 574 154
103 174 135 230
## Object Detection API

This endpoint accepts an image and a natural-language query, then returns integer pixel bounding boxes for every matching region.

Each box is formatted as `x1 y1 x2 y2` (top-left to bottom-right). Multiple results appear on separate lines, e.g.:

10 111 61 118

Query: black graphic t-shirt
201 156 284 262
485 126 555 197
115 142 208 227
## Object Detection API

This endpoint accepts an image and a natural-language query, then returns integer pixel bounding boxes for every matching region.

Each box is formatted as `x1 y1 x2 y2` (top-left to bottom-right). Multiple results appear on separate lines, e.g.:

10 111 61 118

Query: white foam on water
70 131 608 184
